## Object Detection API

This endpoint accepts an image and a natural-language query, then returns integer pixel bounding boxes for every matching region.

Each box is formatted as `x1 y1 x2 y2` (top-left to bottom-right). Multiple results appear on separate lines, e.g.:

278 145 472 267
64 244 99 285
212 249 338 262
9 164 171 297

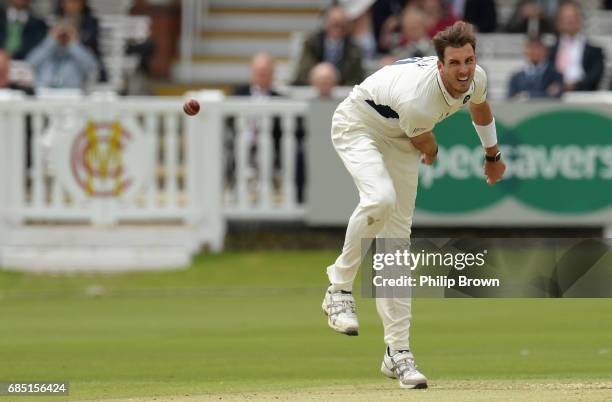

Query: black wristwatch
485 151 502 162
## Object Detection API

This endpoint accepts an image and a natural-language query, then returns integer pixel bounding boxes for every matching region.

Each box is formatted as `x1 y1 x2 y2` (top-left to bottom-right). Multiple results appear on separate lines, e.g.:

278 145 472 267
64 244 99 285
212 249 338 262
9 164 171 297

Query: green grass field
1 250 611 401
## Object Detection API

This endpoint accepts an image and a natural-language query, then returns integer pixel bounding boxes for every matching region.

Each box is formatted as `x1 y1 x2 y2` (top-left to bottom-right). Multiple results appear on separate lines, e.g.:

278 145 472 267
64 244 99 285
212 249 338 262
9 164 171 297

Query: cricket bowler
321 21 506 389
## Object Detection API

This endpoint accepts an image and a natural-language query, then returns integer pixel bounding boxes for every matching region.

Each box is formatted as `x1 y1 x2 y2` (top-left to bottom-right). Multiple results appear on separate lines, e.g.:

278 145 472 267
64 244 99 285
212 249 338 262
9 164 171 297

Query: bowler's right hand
420 152 437 165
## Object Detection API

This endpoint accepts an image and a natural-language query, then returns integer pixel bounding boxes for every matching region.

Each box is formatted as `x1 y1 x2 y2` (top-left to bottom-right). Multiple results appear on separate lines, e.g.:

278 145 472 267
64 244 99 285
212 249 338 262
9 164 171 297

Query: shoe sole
322 304 359 336
381 362 428 389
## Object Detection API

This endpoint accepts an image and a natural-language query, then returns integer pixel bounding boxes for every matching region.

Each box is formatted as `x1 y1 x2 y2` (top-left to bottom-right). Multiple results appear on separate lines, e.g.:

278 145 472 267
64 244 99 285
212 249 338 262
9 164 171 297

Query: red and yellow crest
70 121 133 197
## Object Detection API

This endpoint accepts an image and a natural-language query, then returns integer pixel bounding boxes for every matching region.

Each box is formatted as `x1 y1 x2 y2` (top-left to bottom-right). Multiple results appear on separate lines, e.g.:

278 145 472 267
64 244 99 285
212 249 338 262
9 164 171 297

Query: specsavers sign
416 106 612 224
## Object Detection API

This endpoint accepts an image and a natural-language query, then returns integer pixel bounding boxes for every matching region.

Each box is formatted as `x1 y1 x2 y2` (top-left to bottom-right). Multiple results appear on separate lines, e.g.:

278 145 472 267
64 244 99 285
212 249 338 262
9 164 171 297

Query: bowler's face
437 44 477 98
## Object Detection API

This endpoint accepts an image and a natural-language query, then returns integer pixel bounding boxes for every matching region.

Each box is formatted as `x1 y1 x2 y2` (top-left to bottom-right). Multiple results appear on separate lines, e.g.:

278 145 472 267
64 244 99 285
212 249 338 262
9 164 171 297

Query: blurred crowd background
1 0 610 220
0 0 610 278
0 0 610 100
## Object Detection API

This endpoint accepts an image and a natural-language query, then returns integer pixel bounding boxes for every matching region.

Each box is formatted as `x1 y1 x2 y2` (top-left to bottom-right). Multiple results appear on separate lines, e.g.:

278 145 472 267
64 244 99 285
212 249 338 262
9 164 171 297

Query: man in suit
0 0 47 60
228 53 307 203
548 0 604 91
508 36 563 99
293 5 364 86
232 53 283 179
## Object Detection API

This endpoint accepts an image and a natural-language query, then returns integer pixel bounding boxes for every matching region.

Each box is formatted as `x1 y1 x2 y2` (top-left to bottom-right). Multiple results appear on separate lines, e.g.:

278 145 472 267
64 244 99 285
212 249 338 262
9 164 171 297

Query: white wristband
472 118 498 148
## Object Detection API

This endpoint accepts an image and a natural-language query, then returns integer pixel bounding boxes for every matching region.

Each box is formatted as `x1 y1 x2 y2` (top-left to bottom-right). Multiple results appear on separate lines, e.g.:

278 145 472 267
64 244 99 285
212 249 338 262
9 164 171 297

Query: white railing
0 94 309 264
0 95 225 249
200 97 309 220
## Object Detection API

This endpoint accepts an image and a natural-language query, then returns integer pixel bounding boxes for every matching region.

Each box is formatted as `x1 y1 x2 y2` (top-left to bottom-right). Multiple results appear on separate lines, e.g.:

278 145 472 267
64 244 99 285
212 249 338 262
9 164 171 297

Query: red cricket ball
183 99 200 116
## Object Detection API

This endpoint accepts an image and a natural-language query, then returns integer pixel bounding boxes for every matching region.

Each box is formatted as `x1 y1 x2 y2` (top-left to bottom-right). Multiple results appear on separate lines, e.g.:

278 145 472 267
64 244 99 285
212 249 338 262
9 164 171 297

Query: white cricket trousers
326 98 420 351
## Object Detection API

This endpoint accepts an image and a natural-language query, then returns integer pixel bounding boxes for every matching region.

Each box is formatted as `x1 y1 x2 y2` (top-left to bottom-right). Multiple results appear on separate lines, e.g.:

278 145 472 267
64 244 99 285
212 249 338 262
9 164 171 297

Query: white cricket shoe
321 285 359 336
381 347 428 389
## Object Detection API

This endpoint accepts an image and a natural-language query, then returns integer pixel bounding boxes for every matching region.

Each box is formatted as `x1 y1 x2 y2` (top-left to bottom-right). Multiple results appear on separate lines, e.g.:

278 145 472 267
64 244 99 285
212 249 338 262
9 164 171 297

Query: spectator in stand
378 7 434 66
234 53 279 97
309 62 339 99
549 1 605 91
125 3 156 95
537 0 563 19
450 0 497 32
508 36 563 99
228 53 307 203
293 5 364 85
410 0 459 37
372 0 406 54
376 12 401 55
26 21 98 90
0 49 33 93
55 0 106 82
0 49 32 93
0 0 47 60
504 0 554 35
395 7 434 57
340 0 377 64
303 62 342 203
230 53 282 181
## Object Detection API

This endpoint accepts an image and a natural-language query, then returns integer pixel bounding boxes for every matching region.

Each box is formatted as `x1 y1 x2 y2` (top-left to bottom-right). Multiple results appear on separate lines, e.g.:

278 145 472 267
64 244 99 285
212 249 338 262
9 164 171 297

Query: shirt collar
250 85 272 97
560 33 585 46
436 70 474 106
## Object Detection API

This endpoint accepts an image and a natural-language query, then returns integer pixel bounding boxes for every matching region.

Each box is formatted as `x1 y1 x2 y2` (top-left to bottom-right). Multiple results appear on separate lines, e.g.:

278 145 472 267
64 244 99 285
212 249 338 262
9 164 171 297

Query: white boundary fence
2 92 612 271
0 93 308 271
210 97 308 220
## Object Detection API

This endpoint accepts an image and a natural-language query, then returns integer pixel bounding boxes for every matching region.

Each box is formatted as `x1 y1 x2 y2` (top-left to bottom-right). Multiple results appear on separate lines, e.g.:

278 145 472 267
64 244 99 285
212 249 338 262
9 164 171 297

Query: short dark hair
55 0 93 17
432 21 477 61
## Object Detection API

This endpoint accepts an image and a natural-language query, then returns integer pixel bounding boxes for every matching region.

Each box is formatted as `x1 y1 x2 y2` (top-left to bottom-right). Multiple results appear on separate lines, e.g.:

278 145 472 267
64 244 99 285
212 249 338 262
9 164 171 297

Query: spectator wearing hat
340 0 377 64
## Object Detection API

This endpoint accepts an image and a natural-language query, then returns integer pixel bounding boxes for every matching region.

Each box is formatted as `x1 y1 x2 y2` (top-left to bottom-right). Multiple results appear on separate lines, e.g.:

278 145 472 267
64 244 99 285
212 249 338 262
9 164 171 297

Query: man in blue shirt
26 22 97 90
508 36 563 99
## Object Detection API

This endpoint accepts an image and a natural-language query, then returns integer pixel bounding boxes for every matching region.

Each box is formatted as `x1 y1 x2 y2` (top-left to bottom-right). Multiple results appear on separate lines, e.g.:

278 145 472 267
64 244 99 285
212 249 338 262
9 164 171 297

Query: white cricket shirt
348 56 487 138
